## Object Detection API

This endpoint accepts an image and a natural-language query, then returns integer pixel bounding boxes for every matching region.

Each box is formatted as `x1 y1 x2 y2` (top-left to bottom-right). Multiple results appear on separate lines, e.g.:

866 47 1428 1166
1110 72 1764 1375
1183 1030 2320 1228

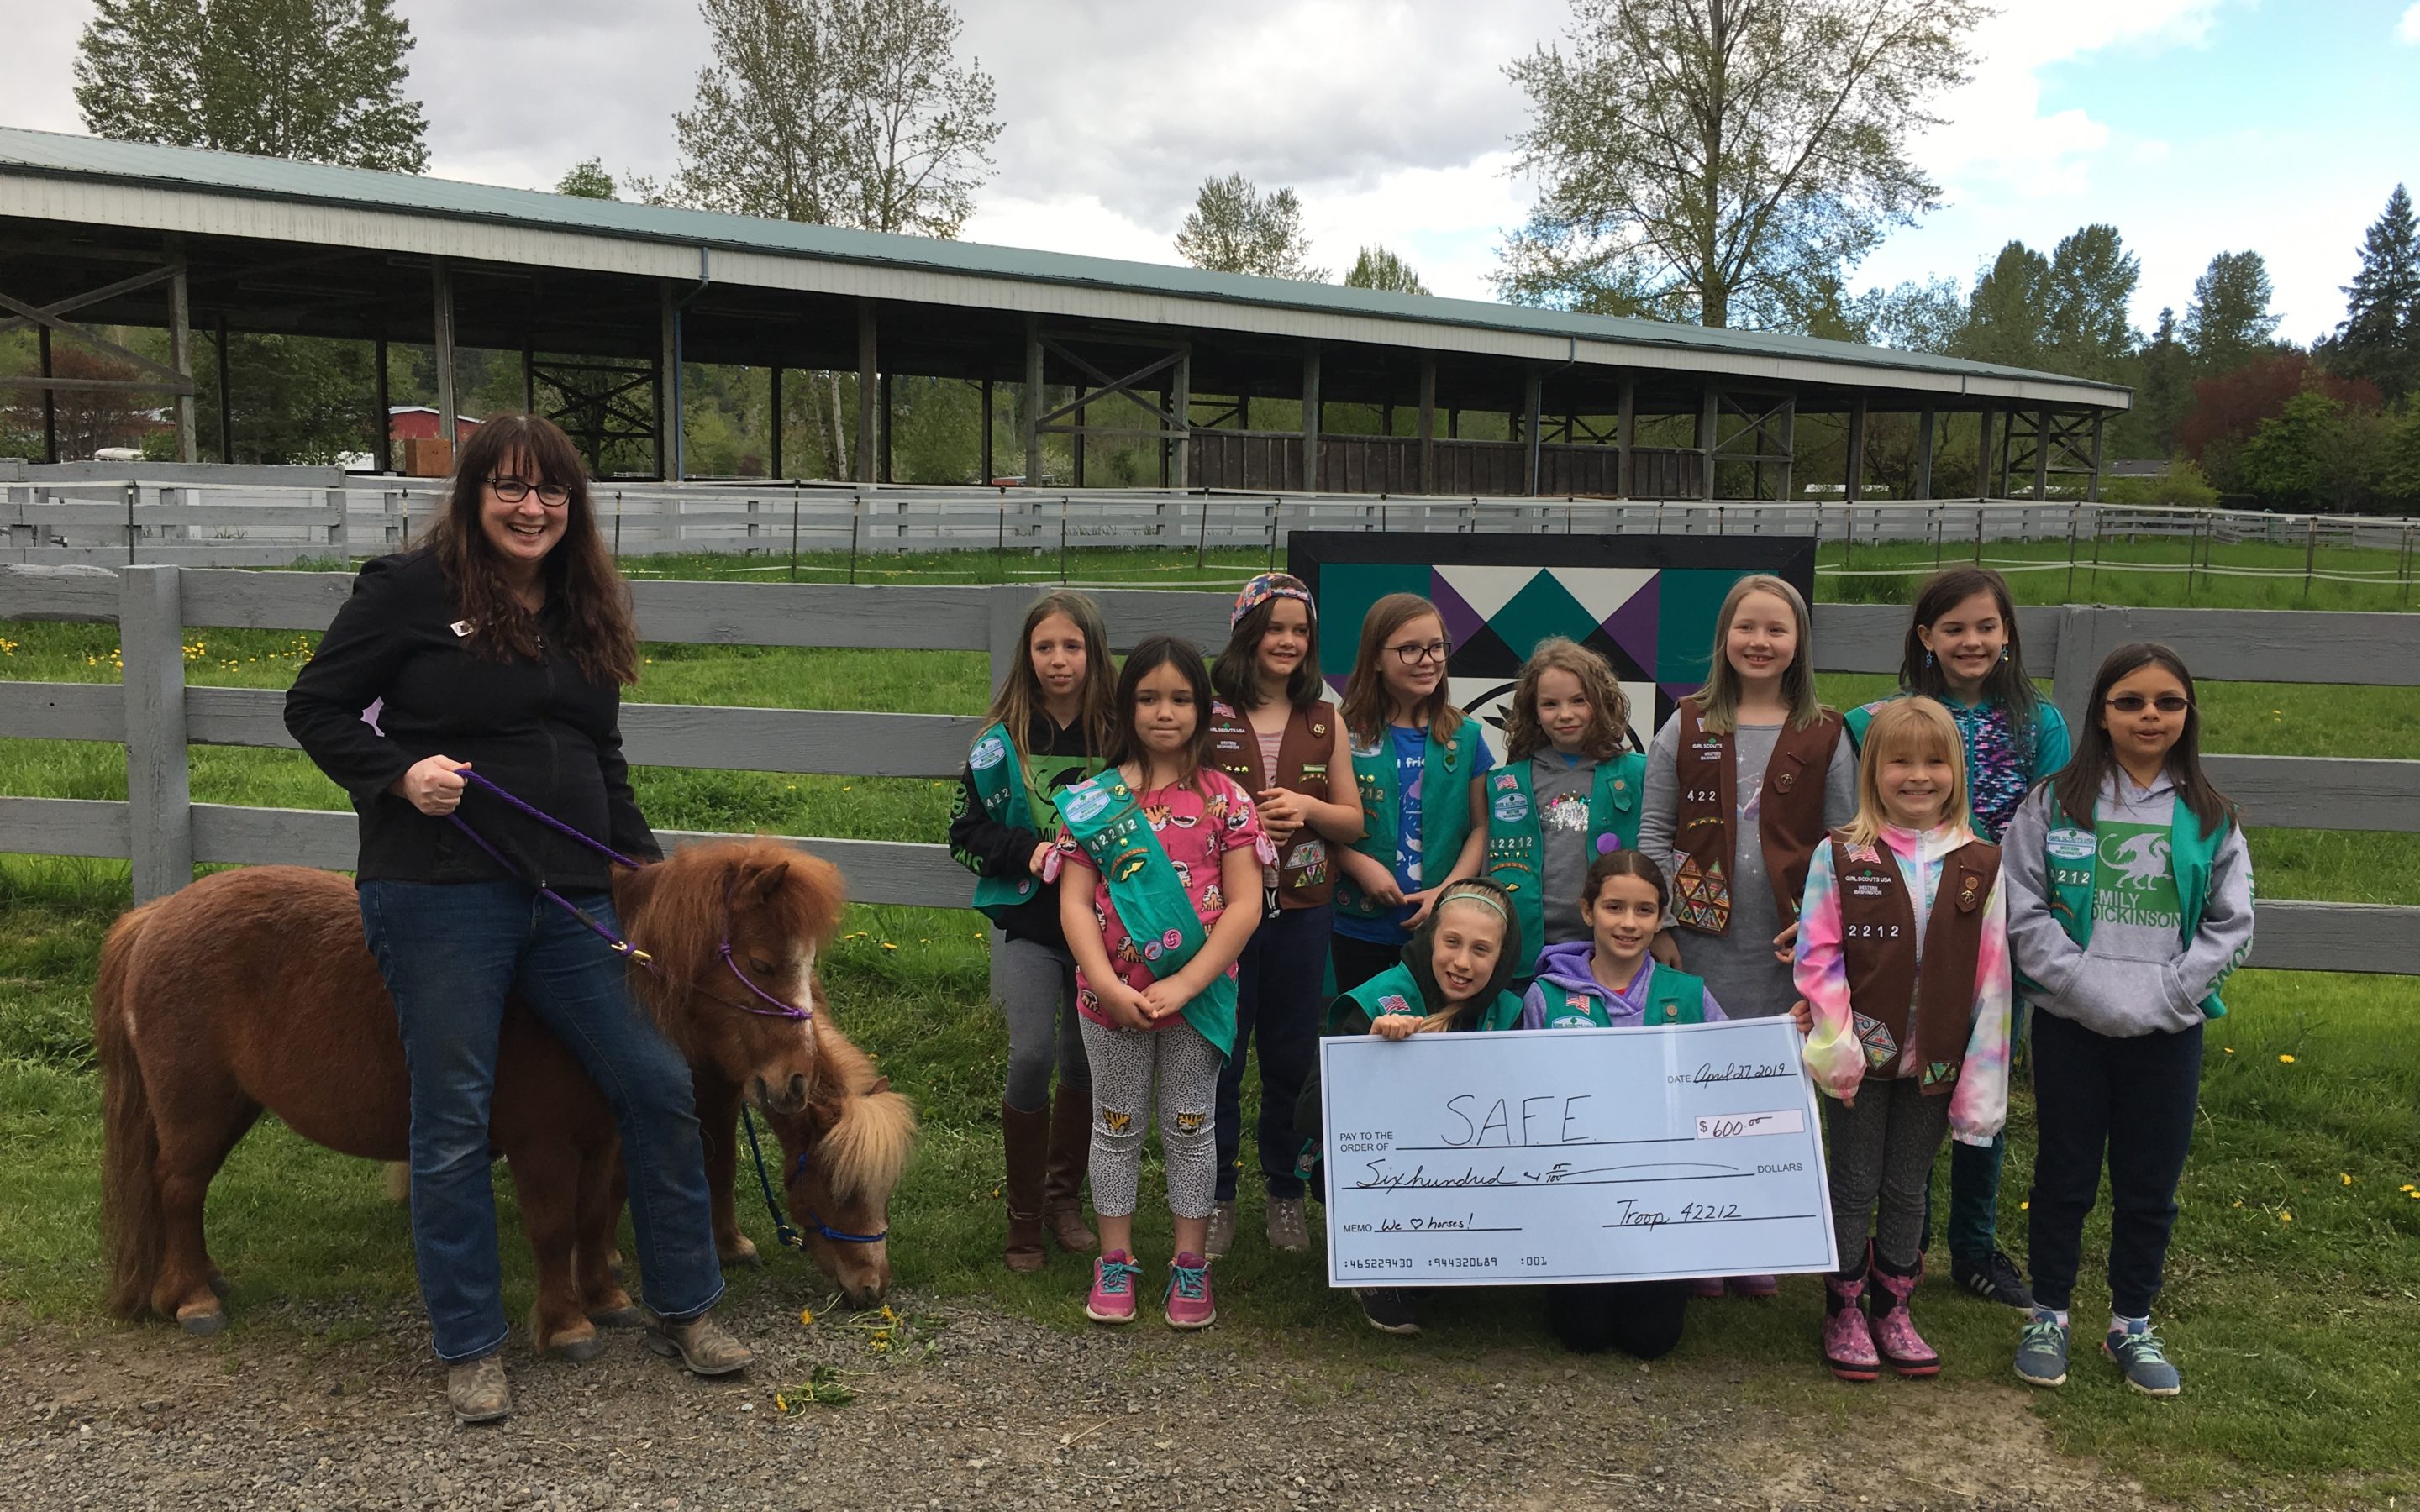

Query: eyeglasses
1386 638 1452 667
2105 695 2191 714
487 476 571 507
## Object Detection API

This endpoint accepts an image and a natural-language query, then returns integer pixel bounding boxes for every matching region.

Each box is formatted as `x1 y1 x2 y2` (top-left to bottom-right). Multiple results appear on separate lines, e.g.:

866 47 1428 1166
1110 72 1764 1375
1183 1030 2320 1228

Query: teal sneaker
2105 1319 2182 1398
2014 1308 2070 1388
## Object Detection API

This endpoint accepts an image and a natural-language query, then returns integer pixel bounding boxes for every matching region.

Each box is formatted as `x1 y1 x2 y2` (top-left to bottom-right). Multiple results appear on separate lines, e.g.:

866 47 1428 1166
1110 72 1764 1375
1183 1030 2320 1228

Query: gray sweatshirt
2001 772 2255 1039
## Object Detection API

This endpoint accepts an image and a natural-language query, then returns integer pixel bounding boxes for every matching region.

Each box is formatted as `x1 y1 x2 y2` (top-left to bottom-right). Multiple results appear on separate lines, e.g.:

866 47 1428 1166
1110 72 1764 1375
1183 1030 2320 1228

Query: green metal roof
0 126 2128 400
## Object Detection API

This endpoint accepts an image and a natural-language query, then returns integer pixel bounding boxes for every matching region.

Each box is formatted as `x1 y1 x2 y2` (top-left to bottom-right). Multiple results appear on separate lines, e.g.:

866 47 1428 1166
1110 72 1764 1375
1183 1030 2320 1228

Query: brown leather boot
1043 1083 1099 1254
1001 1099 1049 1273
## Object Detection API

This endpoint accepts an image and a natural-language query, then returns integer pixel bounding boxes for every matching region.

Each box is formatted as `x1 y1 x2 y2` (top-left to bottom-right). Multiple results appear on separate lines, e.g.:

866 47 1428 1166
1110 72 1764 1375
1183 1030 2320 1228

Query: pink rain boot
1823 1251 1881 1383
1867 1253 1940 1378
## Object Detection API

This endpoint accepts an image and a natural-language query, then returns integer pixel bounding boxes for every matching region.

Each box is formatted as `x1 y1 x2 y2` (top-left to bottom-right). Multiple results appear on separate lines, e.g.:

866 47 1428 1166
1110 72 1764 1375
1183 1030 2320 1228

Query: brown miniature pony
97 840 842 1357
697 1015 917 1309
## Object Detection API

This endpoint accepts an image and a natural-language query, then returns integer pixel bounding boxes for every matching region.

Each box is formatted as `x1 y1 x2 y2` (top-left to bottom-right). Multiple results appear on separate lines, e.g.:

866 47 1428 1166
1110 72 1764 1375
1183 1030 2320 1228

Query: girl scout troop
958 579 2248 1396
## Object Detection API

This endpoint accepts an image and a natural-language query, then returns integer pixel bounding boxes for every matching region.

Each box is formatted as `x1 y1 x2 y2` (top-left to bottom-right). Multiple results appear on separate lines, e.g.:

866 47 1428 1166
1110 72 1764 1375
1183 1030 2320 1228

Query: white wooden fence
7 463 2417 587
1 564 2414 975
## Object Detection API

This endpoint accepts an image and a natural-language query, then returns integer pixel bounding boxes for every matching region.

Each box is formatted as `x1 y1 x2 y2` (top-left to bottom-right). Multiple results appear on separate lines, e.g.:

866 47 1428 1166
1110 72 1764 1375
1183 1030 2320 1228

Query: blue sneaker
2105 1319 2182 1398
2014 1308 2070 1388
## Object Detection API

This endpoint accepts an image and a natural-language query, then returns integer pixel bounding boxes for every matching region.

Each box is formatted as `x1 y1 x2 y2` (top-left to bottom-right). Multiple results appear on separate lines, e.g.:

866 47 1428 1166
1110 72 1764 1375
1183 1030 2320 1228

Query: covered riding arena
1 128 2125 500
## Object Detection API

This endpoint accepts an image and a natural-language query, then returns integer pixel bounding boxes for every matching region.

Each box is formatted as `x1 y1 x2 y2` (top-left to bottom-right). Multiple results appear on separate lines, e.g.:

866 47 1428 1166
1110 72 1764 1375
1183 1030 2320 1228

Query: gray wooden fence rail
2 564 2416 976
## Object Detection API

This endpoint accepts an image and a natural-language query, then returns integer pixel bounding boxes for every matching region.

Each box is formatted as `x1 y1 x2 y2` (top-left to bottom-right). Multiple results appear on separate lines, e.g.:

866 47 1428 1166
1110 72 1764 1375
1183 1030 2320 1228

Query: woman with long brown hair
284 414 749 1424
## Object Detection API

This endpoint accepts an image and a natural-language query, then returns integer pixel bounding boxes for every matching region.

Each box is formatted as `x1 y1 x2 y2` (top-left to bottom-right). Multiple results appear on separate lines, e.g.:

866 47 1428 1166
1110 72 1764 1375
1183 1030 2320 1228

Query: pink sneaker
1728 1273 1780 1298
1164 1252 1216 1330
1866 1261 1939 1377
1822 1267 1881 1383
1691 1276 1725 1299
1086 1251 1141 1325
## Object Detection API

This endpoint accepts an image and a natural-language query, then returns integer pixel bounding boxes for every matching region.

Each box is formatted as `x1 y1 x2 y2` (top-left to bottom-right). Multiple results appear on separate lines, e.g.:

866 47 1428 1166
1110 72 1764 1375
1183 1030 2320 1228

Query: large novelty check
1319 1018 1839 1287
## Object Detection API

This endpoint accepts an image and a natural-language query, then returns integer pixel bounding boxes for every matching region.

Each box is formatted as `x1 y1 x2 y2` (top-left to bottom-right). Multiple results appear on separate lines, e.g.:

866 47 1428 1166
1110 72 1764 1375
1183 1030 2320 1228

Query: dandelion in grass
2343 1174 2354 1186
798 1306 815 1326
881 942 897 951
2279 1053 2296 1063
2281 1211 2292 1223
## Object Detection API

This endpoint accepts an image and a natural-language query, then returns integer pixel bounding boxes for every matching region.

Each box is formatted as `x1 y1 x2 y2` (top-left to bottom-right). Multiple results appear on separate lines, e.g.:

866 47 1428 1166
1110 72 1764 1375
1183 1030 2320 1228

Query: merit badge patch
1491 790 1531 823
1378 994 1412 1016
969 732 1008 771
1060 781 1113 824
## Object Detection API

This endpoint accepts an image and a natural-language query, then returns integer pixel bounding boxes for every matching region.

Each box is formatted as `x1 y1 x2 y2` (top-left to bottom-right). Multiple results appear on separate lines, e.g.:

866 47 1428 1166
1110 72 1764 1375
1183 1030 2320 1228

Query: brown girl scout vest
1831 835 2001 1092
1670 701 1844 936
1207 700 1337 910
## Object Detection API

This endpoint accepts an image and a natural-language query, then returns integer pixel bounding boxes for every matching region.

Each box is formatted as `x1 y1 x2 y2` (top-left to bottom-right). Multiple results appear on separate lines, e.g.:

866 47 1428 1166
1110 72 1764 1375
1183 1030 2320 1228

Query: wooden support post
433 258 458 454
2033 409 2051 501
660 286 684 481
1417 354 1437 493
1301 347 1322 492
1913 407 1934 501
168 258 196 464
1072 384 1086 489
1975 407 1996 499
1774 397 1795 505
879 371 894 485
769 366 784 479
371 333 389 473
855 299 877 486
37 324 56 464
1171 349 1192 490
650 293 668 480
1023 318 1044 487
979 376 994 486
122 564 192 903
521 333 535 414
2086 412 2106 502
1524 367 1544 496
1698 387 1719 501
1844 396 1867 505
1615 377 1636 497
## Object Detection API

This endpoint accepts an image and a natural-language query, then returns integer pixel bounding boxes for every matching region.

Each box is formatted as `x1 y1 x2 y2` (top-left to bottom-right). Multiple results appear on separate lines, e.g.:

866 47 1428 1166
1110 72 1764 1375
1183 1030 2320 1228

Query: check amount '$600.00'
1318 1017 1840 1288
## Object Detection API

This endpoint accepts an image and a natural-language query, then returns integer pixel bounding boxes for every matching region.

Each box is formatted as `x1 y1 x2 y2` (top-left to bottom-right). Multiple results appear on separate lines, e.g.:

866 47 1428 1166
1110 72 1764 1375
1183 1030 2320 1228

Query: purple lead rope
442 766 810 1021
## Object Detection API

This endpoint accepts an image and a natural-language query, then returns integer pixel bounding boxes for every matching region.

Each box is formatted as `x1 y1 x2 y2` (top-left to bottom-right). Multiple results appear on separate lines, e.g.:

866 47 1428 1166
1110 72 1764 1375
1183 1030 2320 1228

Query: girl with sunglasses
2001 643 2254 1399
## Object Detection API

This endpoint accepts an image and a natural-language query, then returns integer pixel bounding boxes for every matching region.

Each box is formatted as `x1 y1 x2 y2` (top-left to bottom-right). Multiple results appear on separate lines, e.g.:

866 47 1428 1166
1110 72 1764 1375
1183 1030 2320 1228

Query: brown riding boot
1043 1083 1100 1254
1002 1099 1049 1273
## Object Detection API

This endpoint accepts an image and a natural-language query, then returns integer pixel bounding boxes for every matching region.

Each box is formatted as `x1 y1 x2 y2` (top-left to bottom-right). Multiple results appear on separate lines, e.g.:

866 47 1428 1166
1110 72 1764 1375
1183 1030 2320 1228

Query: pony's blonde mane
811 1017 918 1199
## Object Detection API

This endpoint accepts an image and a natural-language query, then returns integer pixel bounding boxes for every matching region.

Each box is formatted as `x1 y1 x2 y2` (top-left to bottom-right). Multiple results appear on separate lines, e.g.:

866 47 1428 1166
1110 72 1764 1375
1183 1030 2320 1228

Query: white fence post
121 564 193 902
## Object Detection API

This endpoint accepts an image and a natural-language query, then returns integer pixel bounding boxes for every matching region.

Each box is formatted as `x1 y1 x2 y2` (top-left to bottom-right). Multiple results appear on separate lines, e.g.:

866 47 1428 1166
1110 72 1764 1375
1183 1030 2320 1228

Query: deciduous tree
74 0 429 171
1344 246 1430 295
1499 0 1985 328
656 0 1002 239
2183 250 2282 374
2043 223 2139 381
556 160 618 201
1175 175 1326 281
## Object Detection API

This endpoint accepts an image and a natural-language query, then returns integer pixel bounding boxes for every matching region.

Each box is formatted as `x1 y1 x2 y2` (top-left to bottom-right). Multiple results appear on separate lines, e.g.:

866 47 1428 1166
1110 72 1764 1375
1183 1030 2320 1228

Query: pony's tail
96 903 165 1320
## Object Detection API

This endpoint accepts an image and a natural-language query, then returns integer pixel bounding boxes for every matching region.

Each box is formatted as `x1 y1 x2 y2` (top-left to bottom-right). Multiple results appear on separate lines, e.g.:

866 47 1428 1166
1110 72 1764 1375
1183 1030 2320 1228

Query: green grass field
3 544 2417 1504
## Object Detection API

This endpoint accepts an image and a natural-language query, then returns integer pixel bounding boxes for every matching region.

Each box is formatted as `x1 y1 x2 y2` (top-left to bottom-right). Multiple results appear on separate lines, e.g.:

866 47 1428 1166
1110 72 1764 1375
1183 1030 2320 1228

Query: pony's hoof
587 1305 646 1330
719 1238 762 1269
543 1330 605 1363
206 1269 229 1299
177 1306 226 1336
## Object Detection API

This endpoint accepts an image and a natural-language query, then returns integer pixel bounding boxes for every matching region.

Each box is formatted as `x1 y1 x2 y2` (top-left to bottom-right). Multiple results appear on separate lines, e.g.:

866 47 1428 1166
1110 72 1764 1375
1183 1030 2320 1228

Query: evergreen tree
1957 242 2051 370
2130 307 2193 457
2330 185 2420 402
2044 223 2139 381
73 0 429 172
2183 250 2281 374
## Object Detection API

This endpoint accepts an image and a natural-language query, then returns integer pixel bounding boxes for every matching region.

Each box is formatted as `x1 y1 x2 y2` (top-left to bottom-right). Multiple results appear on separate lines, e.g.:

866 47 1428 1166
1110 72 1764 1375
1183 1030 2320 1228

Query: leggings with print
1078 1016 1223 1220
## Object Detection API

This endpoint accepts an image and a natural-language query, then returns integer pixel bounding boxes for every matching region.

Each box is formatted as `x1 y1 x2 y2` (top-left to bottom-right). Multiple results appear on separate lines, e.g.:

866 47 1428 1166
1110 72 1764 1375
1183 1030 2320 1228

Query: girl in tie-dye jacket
1793 698 2012 1384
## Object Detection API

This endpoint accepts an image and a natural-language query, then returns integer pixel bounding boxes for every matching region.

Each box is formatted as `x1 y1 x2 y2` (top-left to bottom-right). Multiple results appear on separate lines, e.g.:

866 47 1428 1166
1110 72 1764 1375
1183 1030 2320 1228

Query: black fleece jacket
282 548 660 890
946 712 1098 952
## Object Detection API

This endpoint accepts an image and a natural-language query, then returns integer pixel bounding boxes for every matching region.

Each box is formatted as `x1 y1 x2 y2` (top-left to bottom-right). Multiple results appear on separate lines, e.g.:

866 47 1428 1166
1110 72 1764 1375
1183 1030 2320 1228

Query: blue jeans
360 879 724 1362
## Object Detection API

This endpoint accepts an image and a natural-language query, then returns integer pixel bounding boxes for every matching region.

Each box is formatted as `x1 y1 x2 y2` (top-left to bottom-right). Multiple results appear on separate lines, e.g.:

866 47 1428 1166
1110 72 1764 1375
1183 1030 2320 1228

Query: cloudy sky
13 0 2420 340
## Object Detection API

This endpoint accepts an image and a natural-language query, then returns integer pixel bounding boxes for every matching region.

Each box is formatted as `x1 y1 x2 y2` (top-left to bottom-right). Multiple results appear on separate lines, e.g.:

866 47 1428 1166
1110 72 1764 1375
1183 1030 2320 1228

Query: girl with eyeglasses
1329 593 1496 994
2000 643 2253 1400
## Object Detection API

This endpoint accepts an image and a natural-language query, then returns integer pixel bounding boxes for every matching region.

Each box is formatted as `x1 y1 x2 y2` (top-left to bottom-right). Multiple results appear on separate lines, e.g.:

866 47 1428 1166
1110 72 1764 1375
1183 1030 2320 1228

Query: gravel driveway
3 1278 2176 1512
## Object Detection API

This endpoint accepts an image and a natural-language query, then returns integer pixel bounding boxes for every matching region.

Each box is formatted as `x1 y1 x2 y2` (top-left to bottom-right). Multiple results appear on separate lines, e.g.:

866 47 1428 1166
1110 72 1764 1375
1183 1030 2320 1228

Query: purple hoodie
1519 940 1728 1030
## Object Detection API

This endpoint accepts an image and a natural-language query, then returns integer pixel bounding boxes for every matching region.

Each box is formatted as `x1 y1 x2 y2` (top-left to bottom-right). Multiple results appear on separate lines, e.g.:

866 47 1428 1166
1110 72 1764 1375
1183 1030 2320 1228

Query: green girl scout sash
1054 773 1237 1056
1334 960 1523 1036
2041 795 2238 1019
1485 751 1645 965
1537 962 1707 1029
961 720 1102 922
1337 719 1486 923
